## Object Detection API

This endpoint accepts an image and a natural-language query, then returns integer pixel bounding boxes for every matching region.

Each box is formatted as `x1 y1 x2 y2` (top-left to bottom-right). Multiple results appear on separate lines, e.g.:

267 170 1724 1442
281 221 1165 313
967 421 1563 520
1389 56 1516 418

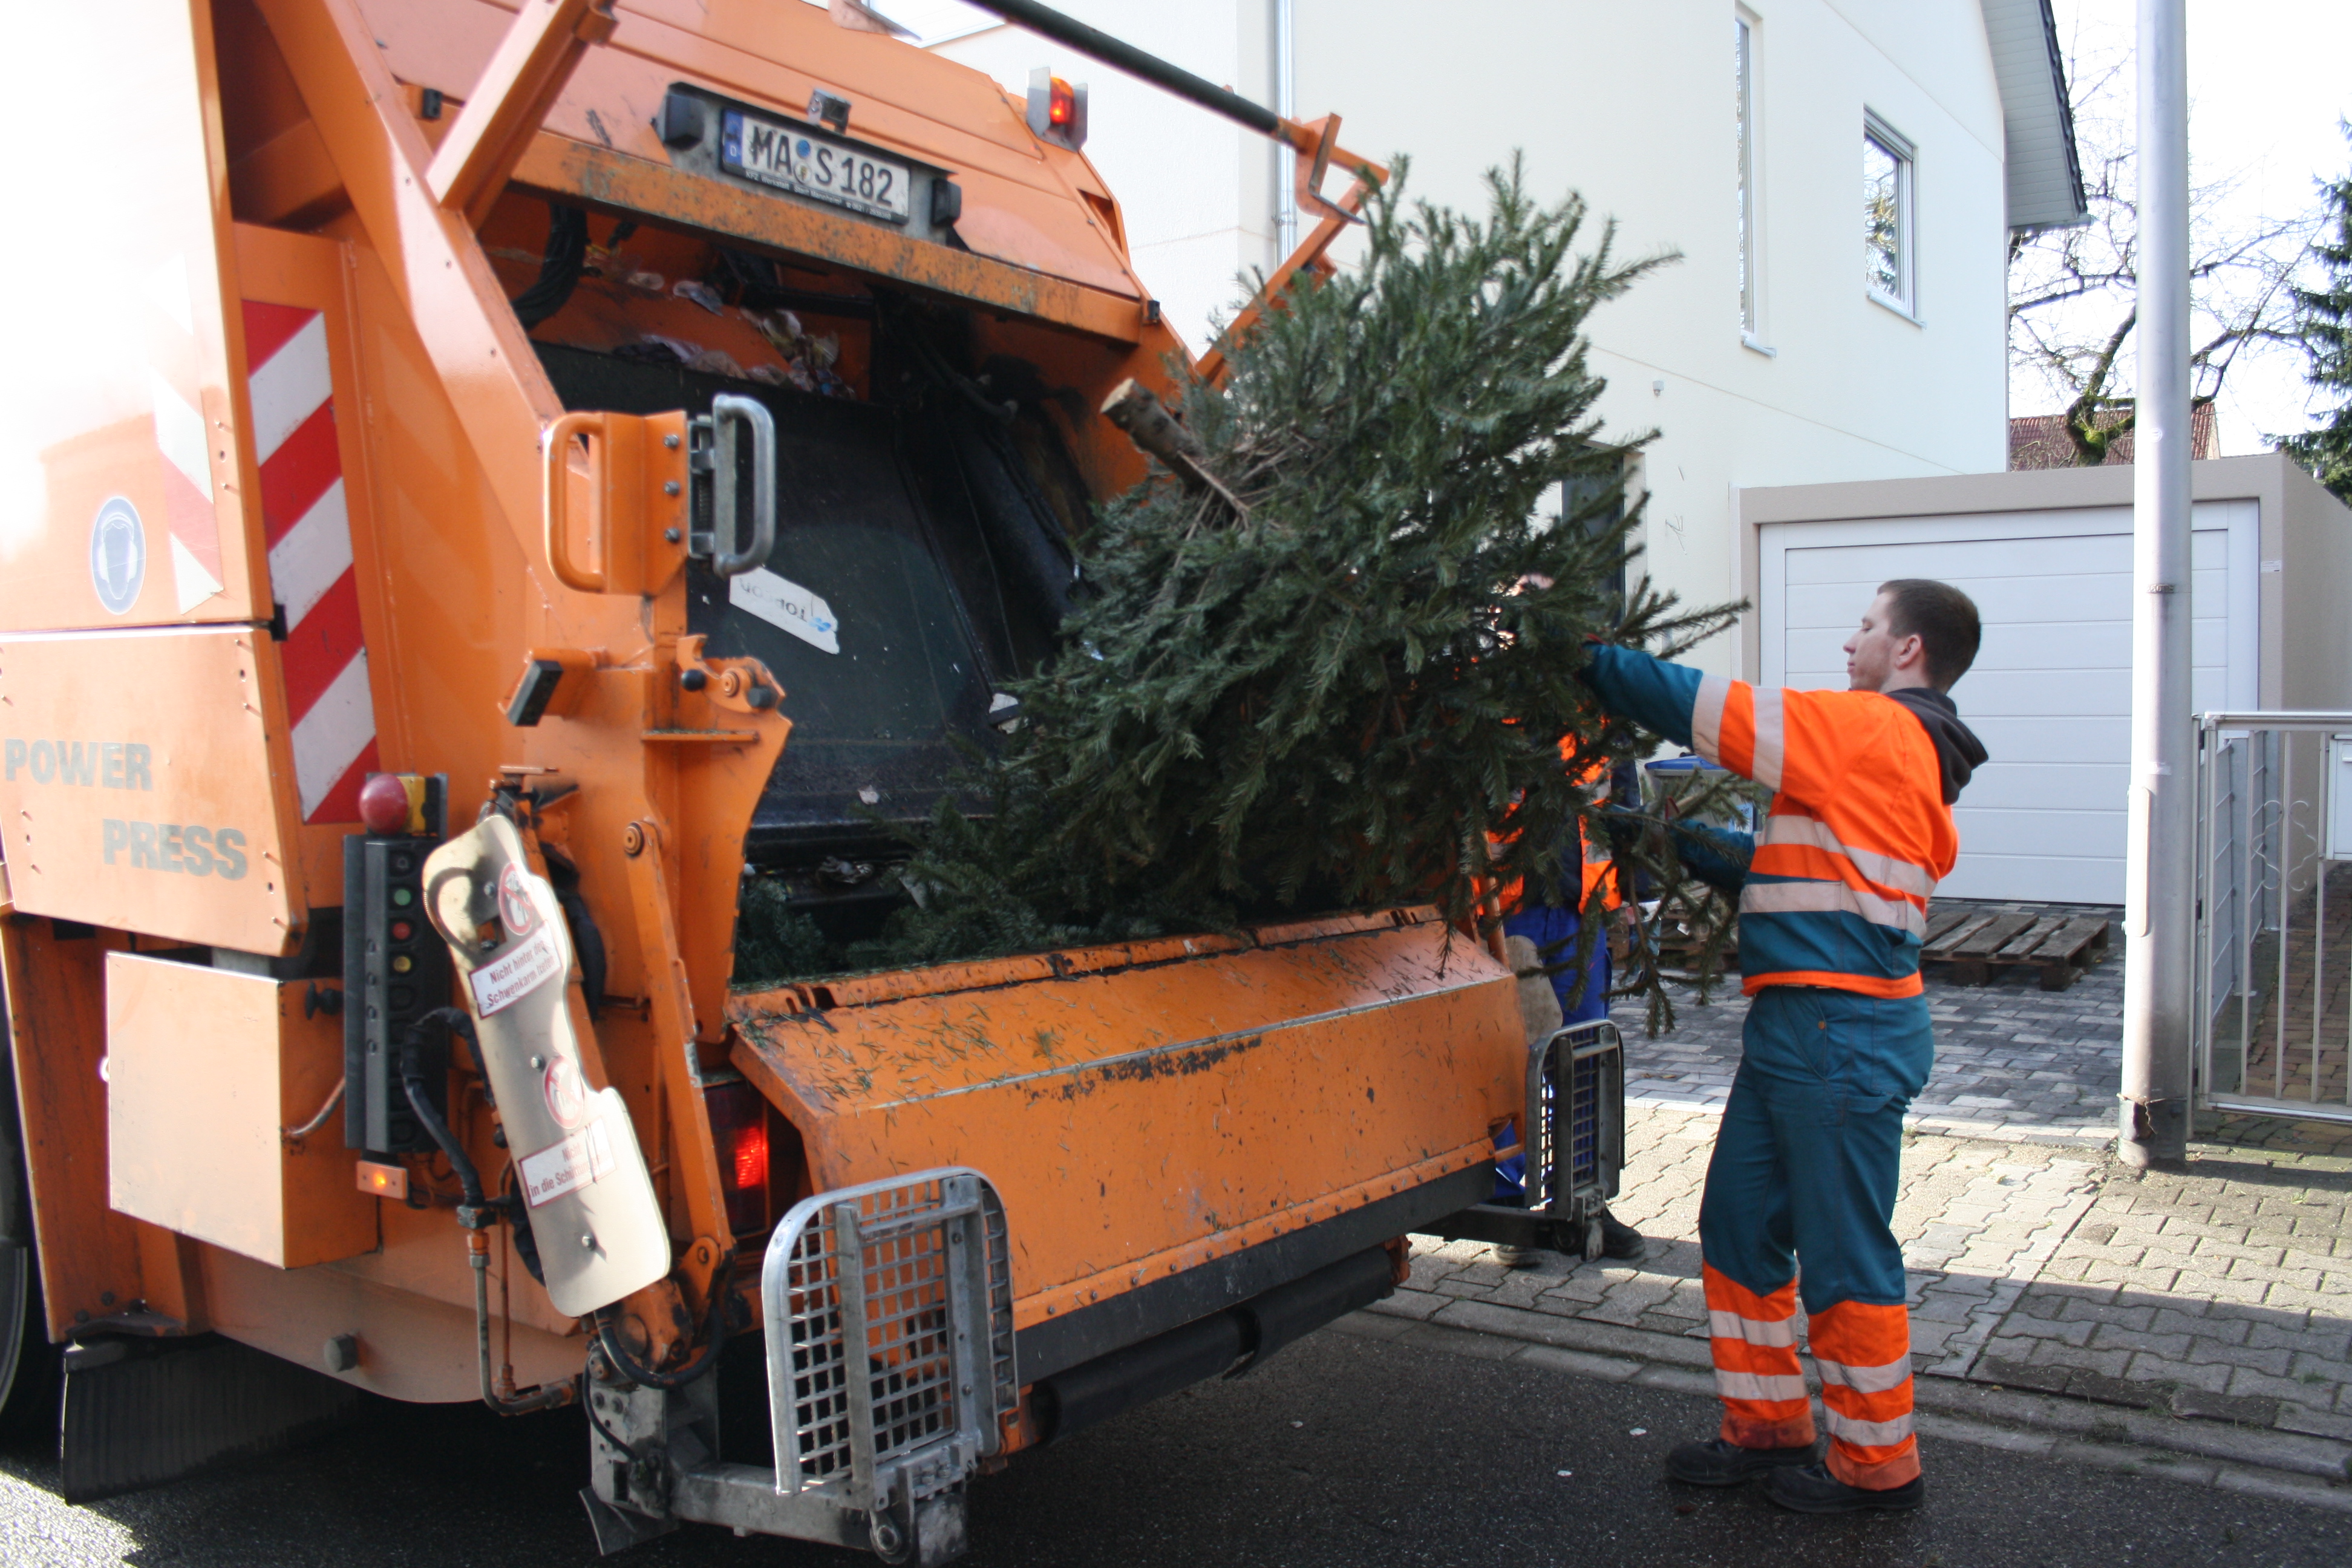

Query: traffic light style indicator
343 773 452 1155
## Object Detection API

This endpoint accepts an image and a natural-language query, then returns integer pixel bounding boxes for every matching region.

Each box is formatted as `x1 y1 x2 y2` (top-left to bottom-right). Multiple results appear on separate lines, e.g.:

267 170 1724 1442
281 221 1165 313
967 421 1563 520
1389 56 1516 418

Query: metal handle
542 411 610 592
710 394 776 578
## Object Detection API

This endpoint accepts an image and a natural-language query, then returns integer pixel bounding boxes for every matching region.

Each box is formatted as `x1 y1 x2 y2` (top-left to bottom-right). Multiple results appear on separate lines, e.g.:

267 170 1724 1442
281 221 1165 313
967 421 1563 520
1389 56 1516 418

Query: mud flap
59 1334 361 1503
580 1486 679 1555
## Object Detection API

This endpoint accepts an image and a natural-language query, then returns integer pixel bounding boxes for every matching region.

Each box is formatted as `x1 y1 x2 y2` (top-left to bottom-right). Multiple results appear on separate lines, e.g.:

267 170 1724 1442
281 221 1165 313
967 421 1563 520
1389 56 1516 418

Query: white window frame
1736 8 1772 354
1862 109 1918 321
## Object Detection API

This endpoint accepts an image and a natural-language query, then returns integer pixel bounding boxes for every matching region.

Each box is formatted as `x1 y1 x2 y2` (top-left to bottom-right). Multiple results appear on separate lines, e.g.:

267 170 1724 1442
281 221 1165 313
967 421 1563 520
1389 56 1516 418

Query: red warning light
705 1081 773 1235
733 1120 770 1194
1027 67 1086 149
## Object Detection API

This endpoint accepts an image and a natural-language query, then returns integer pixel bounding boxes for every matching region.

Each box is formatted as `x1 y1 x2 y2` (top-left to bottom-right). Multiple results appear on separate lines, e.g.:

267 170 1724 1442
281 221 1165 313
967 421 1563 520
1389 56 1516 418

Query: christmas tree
2282 139 2352 503
738 158 1744 1024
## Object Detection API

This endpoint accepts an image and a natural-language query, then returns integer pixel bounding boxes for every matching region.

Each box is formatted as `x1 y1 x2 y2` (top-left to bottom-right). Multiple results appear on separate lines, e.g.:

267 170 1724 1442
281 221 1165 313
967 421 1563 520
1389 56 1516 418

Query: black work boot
1596 1207 1646 1262
1763 1462 1926 1514
1664 1437 1817 1487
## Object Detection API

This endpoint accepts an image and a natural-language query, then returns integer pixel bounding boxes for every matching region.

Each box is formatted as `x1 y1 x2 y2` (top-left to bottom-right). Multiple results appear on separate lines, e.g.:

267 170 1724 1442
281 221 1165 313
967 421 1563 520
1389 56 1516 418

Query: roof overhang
1981 0 2091 234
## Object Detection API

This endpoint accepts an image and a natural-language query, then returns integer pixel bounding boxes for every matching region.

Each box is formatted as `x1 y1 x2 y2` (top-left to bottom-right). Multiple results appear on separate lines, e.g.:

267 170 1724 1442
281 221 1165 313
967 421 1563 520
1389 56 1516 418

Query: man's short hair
1878 578 1981 690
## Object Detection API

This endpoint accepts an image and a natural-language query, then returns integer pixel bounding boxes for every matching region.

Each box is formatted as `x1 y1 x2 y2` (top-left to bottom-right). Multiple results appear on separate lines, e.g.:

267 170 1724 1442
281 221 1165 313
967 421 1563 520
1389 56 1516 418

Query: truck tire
0 1000 60 1442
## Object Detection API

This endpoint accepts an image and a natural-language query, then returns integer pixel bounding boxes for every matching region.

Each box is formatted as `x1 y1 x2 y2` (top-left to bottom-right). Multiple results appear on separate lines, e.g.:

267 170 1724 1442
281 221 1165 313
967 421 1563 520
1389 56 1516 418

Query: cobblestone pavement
1612 899 2127 1145
1394 1102 2352 1482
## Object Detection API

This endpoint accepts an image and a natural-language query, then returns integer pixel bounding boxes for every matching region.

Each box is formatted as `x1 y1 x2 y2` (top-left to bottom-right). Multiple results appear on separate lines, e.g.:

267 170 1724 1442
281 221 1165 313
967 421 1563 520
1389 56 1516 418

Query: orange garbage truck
0 2 1621 1560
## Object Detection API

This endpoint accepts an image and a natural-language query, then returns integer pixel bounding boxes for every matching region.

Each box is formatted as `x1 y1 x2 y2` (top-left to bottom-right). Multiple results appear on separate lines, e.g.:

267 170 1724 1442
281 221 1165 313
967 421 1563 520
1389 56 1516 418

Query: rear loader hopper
0 2 1619 1560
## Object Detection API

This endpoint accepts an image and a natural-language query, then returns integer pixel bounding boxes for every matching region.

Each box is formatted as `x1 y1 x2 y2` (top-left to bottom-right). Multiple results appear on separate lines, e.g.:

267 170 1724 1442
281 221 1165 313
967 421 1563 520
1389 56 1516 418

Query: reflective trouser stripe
1702 1264 1814 1451
1707 1310 1795 1347
1817 1354 1913 1394
1809 1300 1920 1490
1823 1410 1915 1446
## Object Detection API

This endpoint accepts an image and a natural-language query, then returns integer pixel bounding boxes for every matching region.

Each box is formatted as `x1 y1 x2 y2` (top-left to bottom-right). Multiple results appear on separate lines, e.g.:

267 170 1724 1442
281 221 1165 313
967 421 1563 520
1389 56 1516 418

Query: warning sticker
543 1053 588 1129
519 1115 618 1209
468 926 563 1016
498 863 538 936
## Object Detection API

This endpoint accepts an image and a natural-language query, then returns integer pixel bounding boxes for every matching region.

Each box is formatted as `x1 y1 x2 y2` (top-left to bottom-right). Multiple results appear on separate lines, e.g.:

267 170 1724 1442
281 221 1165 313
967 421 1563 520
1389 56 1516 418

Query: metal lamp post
2119 0 2194 1168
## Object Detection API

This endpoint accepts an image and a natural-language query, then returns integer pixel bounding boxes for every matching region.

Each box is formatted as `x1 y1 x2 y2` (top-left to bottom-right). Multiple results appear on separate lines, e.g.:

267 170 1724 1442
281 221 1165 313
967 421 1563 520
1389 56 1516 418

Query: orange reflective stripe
1701 1264 1797 1322
1823 1385 1915 1431
1743 969 1924 999
1756 813 1936 899
1580 855 1619 911
1711 1336 1803 1377
1748 843 1933 913
1717 682 1756 777
1809 1301 1919 1487
1809 1301 1913 1363
1701 1264 1814 1448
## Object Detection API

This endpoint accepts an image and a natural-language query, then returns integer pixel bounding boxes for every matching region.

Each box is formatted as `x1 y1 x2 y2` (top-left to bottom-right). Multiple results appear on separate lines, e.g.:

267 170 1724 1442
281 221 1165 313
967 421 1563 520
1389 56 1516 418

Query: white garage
1736 454 2352 906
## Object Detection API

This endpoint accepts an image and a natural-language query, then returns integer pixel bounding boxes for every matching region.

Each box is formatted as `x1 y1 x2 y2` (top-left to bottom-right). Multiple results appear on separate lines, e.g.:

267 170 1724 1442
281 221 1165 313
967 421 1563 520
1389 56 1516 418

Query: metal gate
2193 711 2352 1124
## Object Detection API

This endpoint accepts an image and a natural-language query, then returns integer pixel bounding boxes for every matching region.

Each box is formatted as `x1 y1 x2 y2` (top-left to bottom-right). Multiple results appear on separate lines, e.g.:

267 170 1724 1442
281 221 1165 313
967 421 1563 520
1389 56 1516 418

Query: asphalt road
1 1328 2346 1568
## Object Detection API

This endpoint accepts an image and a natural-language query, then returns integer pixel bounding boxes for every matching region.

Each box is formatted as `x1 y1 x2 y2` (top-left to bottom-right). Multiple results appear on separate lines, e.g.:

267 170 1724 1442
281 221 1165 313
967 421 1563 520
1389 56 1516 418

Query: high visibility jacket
1497 753 1621 916
1583 645 1964 1000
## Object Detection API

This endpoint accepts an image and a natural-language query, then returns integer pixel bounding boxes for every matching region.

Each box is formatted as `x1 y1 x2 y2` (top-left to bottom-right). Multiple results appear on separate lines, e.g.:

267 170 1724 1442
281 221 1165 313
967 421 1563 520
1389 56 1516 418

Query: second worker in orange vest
1580 578 1987 1515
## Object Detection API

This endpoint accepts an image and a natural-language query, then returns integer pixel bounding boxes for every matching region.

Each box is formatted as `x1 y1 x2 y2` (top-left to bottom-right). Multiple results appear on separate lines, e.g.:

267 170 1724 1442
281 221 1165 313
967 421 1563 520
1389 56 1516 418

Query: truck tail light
705 1080 774 1238
733 1117 771 1195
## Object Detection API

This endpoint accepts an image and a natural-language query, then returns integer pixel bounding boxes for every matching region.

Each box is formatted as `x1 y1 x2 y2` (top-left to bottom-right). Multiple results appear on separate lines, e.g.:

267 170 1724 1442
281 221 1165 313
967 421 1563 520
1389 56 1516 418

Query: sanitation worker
1579 579 1986 1514
1492 759 1645 1265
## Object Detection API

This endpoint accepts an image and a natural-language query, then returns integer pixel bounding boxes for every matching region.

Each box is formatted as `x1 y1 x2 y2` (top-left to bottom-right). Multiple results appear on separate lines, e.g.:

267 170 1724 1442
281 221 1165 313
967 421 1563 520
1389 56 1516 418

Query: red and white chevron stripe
245 300 377 824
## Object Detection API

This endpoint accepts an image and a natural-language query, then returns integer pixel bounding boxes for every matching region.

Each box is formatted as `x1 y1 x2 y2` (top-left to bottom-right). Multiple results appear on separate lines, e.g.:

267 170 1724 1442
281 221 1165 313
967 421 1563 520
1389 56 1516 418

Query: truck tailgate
727 910 1520 1338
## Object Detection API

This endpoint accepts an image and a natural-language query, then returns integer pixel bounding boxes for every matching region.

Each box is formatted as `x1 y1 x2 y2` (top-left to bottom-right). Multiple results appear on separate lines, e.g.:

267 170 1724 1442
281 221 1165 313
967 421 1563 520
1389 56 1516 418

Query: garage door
1757 501 2258 904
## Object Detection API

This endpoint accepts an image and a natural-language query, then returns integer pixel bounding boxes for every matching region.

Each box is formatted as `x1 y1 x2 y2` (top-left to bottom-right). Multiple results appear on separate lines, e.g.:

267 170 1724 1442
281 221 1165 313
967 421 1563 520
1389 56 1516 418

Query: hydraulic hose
399 1008 484 1209
400 1007 572 1415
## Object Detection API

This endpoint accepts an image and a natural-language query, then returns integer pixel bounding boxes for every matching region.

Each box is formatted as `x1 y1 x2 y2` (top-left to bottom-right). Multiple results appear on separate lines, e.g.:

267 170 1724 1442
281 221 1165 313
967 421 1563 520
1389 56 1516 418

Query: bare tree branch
2009 30 2321 465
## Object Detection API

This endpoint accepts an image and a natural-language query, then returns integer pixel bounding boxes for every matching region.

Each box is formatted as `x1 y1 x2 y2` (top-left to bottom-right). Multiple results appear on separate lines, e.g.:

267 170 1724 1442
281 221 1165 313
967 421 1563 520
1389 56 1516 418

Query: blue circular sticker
89 496 145 615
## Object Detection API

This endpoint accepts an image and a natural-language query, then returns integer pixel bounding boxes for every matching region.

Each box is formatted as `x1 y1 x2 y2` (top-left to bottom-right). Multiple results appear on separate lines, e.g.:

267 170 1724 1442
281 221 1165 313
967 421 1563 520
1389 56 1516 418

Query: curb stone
1339 1300 2352 1510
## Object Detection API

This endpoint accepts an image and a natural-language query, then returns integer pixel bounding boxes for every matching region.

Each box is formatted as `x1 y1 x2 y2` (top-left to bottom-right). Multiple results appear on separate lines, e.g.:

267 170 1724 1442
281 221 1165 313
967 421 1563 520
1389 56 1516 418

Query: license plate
722 109 912 224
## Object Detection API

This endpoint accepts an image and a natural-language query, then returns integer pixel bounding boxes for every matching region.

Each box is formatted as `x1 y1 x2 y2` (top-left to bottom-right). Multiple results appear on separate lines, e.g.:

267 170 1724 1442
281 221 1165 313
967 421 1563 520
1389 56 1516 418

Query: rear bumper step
1033 1243 1397 1444
1015 1160 1491 1385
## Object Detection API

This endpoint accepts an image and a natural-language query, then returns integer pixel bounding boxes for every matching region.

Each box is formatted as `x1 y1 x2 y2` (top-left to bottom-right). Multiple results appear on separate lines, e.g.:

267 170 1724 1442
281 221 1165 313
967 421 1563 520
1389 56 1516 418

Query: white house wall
938 1 2014 678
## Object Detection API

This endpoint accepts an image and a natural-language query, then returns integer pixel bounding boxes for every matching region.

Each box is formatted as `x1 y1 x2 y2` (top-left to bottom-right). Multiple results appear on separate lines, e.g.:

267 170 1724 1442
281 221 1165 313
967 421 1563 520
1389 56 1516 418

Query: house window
1863 113 1916 313
1735 13 1757 336
1560 457 1629 607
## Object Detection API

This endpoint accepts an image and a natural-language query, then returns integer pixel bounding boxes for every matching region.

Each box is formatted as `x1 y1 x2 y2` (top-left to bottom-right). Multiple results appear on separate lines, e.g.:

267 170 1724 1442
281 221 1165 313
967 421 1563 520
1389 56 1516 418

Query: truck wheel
0 1230 49 1440
0 1005 59 1441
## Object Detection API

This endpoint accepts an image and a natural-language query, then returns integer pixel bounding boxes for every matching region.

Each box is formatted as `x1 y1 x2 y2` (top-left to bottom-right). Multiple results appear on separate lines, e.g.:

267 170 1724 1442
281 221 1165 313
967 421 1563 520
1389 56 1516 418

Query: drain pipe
2120 0 2194 1169
1274 0 1296 259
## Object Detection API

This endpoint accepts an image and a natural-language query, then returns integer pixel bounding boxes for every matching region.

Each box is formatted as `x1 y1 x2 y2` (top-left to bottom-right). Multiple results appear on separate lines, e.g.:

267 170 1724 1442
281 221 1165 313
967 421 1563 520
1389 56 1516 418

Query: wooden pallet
1921 909 2112 990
